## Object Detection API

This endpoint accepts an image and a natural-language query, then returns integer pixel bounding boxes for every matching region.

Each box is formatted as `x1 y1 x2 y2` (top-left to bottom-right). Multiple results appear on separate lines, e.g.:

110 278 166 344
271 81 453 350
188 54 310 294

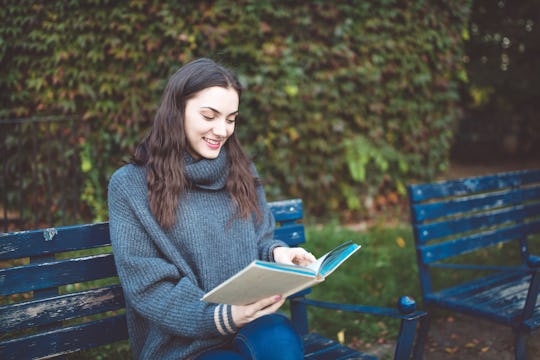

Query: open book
202 241 361 305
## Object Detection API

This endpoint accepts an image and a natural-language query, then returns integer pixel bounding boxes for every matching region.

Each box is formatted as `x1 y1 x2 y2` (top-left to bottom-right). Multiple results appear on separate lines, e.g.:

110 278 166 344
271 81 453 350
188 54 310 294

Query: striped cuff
213 304 238 336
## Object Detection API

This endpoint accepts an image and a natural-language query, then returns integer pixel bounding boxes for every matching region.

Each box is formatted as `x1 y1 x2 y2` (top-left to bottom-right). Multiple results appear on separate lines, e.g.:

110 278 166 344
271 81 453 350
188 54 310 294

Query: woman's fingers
232 295 284 327
294 251 316 266
261 296 286 314
291 248 316 266
254 295 282 309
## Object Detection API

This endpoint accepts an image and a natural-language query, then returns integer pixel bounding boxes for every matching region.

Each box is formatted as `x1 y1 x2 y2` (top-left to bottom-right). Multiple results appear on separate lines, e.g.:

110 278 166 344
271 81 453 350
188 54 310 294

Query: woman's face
184 86 239 160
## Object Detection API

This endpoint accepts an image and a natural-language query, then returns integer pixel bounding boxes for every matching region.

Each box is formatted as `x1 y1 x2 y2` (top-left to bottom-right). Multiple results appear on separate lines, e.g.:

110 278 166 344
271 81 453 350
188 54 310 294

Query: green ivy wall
0 0 471 224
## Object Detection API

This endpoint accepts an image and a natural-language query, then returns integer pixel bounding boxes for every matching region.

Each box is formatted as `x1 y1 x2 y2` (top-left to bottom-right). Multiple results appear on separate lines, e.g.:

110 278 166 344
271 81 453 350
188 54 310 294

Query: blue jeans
196 314 304 360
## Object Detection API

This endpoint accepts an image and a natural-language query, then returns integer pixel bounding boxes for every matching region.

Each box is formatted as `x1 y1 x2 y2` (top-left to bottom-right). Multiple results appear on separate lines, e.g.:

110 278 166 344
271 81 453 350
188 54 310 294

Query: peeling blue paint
43 228 57 241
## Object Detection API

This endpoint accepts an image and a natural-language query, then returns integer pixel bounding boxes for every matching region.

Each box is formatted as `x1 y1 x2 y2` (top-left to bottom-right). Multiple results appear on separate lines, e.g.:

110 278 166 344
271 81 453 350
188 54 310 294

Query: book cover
201 241 361 305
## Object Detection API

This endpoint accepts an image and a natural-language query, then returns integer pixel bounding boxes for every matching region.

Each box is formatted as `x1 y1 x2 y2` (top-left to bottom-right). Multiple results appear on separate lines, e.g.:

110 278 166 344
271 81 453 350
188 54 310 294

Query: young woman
108 58 315 360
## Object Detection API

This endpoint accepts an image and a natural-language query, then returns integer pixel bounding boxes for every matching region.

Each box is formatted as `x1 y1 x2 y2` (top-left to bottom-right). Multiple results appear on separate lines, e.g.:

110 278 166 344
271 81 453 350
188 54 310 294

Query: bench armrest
290 295 426 360
292 296 425 321
527 255 540 268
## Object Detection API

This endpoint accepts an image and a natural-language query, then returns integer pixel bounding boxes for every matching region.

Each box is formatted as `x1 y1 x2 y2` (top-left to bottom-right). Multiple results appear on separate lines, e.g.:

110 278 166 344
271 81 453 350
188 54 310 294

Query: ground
423 310 540 359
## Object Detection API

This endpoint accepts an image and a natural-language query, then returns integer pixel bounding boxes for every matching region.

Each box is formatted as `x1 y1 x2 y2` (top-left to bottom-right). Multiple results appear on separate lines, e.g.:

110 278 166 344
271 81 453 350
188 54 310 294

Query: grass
301 222 421 352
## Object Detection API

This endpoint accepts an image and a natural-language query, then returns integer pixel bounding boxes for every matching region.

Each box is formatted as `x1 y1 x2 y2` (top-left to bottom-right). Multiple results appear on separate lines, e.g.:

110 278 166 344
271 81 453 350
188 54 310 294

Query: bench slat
428 271 537 325
274 223 306 246
0 285 124 333
415 203 540 243
0 223 110 261
419 223 526 263
408 169 540 202
270 198 303 223
410 186 540 223
0 254 117 296
0 315 128 360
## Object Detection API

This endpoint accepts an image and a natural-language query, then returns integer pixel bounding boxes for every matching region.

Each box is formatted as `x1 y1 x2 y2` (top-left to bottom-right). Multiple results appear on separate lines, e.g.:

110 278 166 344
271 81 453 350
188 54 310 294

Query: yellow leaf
288 127 299 142
337 329 345 344
81 159 92 172
396 237 405 248
284 84 298 97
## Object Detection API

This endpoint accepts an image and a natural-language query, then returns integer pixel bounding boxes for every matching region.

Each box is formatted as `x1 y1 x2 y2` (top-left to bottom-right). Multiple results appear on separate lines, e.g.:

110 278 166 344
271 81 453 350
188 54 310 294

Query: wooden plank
419 223 526 263
0 285 125 333
303 333 374 360
0 315 128 360
429 272 535 325
408 169 540 203
431 271 528 301
274 223 306 246
411 187 521 223
270 199 303 223
0 222 110 260
0 254 118 296
415 204 540 243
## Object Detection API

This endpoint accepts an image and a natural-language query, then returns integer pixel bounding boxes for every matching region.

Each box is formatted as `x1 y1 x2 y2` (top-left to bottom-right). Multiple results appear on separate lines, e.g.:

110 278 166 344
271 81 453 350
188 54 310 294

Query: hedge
0 0 471 226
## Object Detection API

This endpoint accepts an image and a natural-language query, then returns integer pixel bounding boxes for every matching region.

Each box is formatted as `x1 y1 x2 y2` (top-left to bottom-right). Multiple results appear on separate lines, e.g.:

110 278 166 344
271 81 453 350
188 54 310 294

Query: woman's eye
227 118 236 124
202 114 214 120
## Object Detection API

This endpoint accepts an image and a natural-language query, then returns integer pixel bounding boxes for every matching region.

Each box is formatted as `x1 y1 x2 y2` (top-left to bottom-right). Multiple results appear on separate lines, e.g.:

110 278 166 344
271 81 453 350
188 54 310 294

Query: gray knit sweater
108 149 288 359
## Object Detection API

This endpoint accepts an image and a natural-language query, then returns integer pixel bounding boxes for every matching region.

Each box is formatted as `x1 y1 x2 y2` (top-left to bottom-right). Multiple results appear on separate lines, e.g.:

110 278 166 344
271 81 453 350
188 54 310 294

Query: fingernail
275 295 282 301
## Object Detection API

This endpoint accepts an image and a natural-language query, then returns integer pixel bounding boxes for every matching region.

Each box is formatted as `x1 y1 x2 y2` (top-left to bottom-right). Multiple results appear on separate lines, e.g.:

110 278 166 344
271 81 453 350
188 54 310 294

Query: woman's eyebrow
200 106 239 117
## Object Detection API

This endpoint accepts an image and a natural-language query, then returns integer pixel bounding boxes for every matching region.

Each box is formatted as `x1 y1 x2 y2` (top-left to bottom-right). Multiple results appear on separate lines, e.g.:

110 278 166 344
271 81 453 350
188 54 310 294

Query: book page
305 241 361 277
319 242 361 277
202 261 319 305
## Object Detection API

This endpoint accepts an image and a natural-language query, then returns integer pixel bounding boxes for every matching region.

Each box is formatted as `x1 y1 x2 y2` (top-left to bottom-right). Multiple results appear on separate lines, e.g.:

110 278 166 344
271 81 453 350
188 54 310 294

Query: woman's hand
273 246 316 266
231 295 286 327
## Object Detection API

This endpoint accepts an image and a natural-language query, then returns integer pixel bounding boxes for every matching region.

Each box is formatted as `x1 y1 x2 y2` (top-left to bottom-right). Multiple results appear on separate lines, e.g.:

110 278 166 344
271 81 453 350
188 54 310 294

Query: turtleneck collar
184 148 229 190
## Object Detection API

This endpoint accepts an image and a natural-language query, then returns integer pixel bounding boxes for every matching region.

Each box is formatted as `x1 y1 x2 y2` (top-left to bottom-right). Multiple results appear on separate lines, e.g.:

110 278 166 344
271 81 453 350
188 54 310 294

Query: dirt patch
424 311 539 359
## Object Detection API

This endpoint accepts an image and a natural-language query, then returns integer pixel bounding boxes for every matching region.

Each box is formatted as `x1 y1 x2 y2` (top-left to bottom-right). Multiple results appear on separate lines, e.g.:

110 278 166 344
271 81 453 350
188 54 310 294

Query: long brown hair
132 58 261 229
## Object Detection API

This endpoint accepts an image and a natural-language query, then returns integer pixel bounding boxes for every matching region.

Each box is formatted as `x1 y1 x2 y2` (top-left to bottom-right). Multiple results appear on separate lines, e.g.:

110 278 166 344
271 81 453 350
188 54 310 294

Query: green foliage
0 0 471 224
343 135 416 210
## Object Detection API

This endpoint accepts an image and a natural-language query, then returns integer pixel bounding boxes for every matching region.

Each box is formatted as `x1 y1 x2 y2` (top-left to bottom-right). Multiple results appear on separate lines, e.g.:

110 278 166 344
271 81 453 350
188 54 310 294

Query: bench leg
412 313 430 360
289 297 309 336
514 329 527 360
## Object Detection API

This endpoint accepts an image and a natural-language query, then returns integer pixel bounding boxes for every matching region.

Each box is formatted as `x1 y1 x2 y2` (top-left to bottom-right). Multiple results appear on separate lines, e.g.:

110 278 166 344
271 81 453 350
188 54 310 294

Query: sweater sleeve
251 165 289 262
108 167 238 339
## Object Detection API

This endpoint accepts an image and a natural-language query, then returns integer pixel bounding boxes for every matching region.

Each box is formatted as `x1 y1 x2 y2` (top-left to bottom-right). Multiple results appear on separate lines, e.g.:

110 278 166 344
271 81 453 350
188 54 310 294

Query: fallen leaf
337 329 345 344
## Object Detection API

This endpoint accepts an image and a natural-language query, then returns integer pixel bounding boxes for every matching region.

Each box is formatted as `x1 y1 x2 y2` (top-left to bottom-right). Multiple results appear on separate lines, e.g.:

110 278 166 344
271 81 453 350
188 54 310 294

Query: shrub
0 0 471 225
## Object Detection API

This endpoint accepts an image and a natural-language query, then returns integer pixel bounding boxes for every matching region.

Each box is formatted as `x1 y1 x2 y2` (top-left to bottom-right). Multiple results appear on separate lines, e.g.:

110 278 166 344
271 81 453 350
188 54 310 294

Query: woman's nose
212 119 227 137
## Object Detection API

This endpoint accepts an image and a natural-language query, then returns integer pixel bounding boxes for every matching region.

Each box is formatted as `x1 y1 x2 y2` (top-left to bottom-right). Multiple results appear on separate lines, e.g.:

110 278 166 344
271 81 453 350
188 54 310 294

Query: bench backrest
0 198 305 359
407 169 540 294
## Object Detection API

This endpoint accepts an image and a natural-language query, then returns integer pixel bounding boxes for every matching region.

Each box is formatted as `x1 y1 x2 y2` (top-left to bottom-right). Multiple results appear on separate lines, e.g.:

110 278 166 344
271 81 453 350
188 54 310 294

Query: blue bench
1 198 425 359
407 169 540 359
